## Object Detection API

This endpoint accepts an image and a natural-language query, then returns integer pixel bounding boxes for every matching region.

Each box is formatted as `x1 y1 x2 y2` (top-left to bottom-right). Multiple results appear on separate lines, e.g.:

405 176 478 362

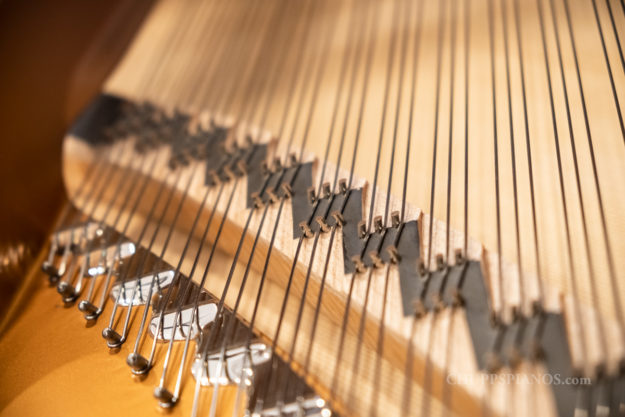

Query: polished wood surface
0 251 237 417
0 0 154 319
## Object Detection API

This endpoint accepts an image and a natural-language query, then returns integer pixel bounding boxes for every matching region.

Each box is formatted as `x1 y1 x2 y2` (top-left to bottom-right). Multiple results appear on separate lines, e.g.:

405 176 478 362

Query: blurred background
0 0 152 318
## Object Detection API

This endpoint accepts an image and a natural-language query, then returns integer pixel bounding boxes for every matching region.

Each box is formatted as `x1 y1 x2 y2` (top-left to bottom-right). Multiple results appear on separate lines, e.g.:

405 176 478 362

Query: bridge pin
418 260 427 276
412 299 426 318
236 159 248 176
153 387 176 408
251 192 265 208
369 251 383 269
351 255 366 274
373 216 383 234
338 179 347 194
331 211 345 227
315 216 330 233
391 211 400 228
322 182 331 199
357 221 367 239
452 289 464 307
261 161 270 176
436 254 445 270
386 245 400 263
266 187 279 204
455 249 464 265
126 353 151 375
41 262 60 284
78 300 100 320
102 327 124 348
299 221 314 238
272 157 283 172
307 187 317 205
57 282 78 304
280 183 293 199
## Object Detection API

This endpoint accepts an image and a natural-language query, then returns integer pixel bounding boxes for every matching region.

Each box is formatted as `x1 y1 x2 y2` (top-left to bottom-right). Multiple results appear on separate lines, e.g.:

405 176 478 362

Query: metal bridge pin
315 216 330 233
78 300 100 320
432 294 444 312
373 216 383 234
307 187 317 205
55 243 67 256
273 157 283 172
418 260 427 276
351 255 366 274
207 170 220 186
223 165 237 180
41 262 60 284
251 192 264 208
280 183 293 199
436 254 445 270
57 282 77 304
412 299 426 318
236 159 248 176
387 245 400 263
266 187 280 204
452 289 464 307
369 251 383 269
126 353 151 375
299 221 314 238
153 387 176 408
261 161 270 176
489 311 500 327
357 221 367 239
454 249 466 265
391 211 400 228
331 211 345 227
102 327 124 348
338 179 347 194
322 182 331 199
72 240 84 252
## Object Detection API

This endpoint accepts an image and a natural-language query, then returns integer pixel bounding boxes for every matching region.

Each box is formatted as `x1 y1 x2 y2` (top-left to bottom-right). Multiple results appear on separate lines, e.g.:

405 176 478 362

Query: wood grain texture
3 0 625 415
104 0 625 325
52 132 621 417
